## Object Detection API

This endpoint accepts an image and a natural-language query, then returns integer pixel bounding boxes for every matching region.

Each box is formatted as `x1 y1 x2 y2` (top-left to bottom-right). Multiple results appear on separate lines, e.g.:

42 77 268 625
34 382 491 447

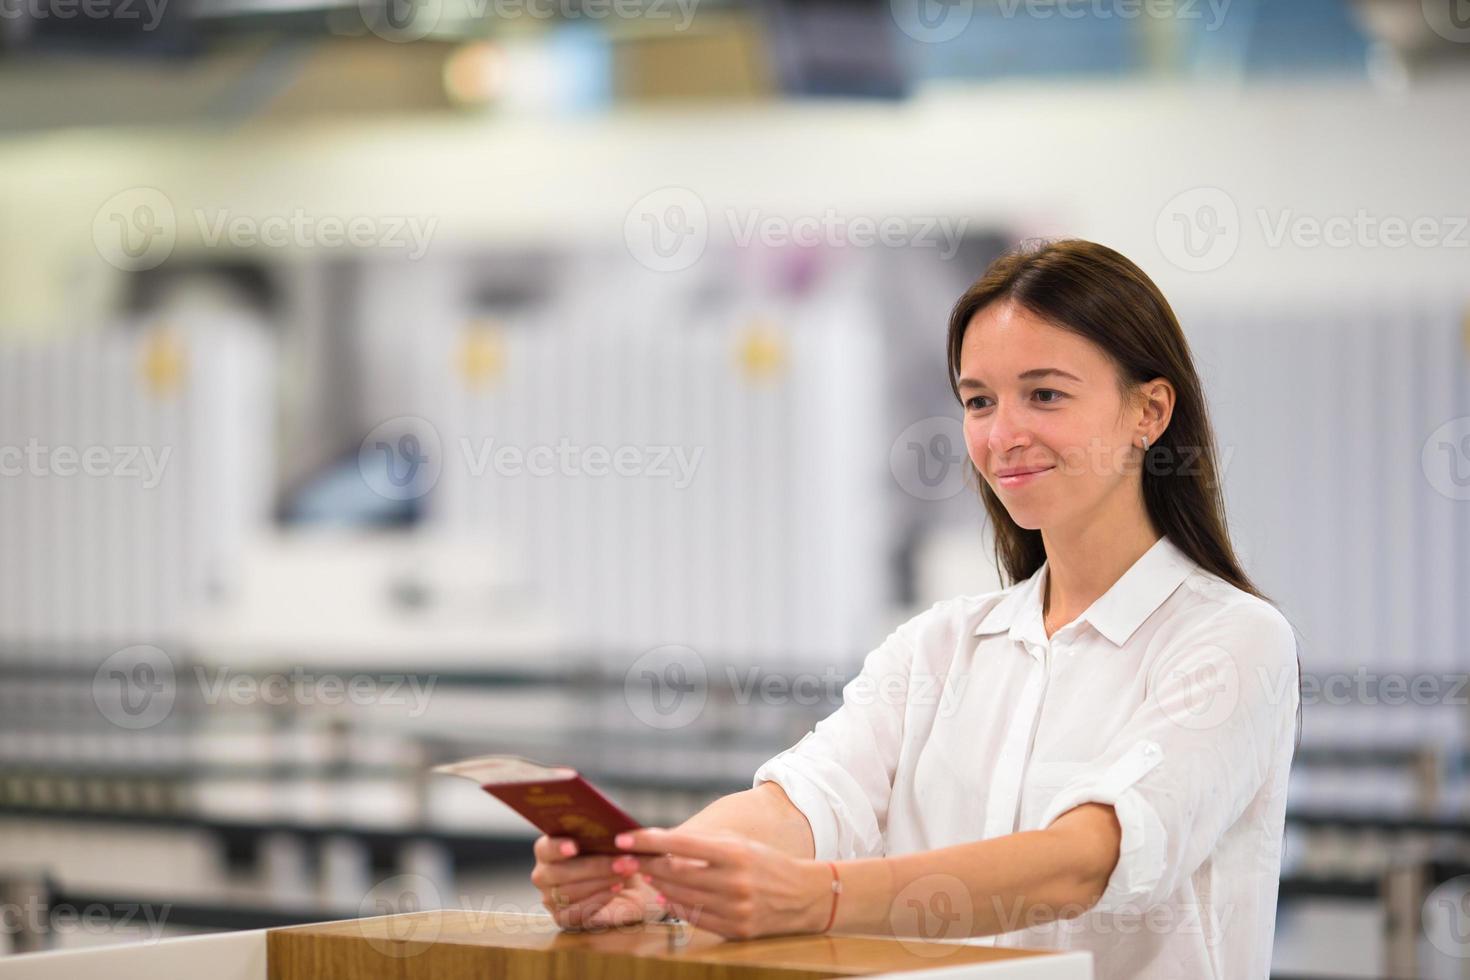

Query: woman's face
958 299 1142 533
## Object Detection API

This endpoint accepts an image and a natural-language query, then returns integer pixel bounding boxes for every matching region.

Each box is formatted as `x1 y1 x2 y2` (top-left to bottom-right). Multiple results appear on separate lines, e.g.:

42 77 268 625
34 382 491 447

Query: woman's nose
986 401 1030 455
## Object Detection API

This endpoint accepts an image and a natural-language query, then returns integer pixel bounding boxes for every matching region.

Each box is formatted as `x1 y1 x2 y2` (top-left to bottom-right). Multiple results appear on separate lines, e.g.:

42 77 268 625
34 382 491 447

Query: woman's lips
996 466 1054 489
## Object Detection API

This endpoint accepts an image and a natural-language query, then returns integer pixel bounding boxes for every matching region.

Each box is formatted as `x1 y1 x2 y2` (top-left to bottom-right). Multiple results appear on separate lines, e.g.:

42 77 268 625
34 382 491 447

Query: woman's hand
615 827 834 940
530 835 666 930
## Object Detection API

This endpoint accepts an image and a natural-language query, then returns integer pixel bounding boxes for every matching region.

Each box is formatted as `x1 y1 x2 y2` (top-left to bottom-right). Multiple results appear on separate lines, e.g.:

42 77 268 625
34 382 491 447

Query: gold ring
552 887 569 909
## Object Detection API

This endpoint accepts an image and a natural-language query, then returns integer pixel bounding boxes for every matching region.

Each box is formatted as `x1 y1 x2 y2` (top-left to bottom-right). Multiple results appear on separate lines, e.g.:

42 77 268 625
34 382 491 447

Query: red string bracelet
821 861 841 933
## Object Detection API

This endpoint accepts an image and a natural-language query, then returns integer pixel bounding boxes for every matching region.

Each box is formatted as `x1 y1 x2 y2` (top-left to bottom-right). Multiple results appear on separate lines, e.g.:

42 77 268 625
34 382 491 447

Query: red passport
433 754 644 855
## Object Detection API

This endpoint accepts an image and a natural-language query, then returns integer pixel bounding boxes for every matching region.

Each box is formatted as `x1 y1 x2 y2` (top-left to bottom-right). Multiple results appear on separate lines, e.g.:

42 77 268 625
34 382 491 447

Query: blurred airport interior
0 0 1469 976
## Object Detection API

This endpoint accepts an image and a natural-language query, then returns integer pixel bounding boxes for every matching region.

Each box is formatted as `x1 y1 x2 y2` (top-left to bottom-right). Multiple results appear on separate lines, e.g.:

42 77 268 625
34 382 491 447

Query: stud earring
1141 435 1150 452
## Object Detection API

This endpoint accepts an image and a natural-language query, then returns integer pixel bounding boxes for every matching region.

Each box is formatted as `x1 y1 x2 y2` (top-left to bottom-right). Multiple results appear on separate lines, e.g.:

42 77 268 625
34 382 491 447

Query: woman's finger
615 828 748 866
553 887 634 930
638 855 729 890
533 854 641 890
533 835 580 863
548 874 627 908
639 872 726 918
662 898 745 939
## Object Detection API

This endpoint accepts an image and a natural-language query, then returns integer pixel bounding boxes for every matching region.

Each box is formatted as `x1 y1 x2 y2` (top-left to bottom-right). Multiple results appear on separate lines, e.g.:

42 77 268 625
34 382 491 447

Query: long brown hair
945 238 1302 740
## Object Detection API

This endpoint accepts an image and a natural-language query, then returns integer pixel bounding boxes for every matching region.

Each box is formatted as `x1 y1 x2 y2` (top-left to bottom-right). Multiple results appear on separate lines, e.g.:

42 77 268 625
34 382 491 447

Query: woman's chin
1000 506 1046 531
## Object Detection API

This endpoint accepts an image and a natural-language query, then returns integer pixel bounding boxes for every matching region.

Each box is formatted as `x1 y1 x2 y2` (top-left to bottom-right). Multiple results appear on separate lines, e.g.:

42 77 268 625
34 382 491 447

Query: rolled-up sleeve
752 620 919 862
1038 603 1301 914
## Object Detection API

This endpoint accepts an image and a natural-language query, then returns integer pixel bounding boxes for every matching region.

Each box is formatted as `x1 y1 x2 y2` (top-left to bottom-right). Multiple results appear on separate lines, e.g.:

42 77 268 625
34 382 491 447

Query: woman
530 239 1302 979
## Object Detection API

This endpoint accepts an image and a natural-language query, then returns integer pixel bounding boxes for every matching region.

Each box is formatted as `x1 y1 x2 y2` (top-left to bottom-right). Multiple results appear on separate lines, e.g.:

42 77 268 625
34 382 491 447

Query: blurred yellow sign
140 326 185 396
737 320 786 379
459 321 506 388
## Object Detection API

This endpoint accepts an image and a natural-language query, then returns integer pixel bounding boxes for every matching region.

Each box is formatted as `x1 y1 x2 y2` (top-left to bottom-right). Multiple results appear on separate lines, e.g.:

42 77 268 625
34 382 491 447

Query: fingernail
640 873 653 884
610 882 623 894
656 893 668 906
615 833 633 849
559 841 576 857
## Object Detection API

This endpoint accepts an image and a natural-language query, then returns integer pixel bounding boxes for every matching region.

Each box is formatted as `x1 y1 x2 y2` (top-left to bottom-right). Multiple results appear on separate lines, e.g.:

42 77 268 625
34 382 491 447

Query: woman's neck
1039 497 1160 638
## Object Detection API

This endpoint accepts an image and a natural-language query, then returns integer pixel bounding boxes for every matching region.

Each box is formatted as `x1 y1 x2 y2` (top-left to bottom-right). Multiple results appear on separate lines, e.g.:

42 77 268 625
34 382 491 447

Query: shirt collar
972 534 1198 648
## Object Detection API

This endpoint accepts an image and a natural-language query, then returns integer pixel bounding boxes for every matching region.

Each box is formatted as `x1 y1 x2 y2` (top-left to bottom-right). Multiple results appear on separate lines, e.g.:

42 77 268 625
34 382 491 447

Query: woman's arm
829 802 1121 936
622 803 1121 940
675 782 816 860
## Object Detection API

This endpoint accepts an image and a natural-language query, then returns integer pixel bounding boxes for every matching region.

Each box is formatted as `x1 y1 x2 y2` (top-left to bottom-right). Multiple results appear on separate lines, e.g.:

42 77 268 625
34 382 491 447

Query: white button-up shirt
753 534 1300 979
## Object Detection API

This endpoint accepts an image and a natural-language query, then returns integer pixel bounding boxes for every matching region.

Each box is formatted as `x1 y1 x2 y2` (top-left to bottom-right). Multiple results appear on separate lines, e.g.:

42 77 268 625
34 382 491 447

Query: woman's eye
965 396 992 411
1034 389 1065 404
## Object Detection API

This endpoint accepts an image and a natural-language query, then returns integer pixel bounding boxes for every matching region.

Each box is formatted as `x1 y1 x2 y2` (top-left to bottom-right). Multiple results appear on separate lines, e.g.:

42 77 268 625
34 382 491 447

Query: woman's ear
1139 377 1175 440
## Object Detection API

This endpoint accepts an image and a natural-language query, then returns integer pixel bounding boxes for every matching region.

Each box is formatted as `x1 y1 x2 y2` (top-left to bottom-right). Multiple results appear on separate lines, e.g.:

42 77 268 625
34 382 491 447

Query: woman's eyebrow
958 367 1083 389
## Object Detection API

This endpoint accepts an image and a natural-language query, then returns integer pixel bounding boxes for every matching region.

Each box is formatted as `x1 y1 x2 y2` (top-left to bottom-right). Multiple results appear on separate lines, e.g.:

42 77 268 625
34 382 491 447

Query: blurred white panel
426 267 890 671
0 317 274 652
